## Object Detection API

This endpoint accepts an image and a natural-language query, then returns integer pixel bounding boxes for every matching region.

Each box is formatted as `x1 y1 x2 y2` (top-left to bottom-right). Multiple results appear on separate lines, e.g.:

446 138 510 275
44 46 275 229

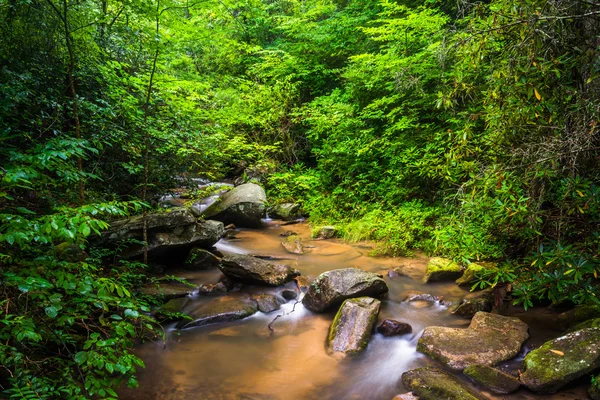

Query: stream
123 220 590 400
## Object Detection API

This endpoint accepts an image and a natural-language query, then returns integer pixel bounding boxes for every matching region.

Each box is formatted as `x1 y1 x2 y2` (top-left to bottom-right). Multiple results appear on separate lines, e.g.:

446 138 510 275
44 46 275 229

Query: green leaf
45 306 58 318
74 351 88 365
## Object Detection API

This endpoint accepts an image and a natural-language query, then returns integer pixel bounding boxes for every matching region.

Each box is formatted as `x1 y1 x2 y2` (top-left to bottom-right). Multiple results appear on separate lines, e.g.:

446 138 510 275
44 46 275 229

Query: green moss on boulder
423 257 463 283
463 364 520 394
520 327 600 394
401 367 486 400
456 262 497 285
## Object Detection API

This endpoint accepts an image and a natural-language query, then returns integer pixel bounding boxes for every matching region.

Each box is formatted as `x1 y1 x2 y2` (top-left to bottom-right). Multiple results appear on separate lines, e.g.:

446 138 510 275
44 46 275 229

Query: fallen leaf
550 349 564 356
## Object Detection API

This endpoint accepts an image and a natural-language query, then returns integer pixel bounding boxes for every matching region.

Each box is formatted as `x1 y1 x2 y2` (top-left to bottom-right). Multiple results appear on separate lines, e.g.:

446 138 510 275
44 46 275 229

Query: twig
267 298 300 333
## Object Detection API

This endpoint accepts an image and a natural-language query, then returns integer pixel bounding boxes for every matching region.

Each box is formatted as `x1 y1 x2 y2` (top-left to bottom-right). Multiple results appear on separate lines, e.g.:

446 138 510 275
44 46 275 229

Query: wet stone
252 293 284 313
176 294 259 329
327 297 381 355
219 254 300 286
377 319 412 336
402 367 486 400
463 364 520 394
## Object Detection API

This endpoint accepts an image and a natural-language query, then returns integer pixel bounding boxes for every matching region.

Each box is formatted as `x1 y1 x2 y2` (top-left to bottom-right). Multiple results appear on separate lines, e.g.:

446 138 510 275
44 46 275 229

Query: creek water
124 220 589 400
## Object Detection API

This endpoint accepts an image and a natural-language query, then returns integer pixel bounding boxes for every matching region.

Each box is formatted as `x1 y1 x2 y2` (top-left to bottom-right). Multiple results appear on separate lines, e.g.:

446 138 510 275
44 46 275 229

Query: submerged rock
377 319 412 336
422 257 463 283
219 254 300 286
403 291 444 304
327 297 381 355
520 327 600 393
281 234 304 254
452 297 492 318
176 294 259 329
184 248 220 270
401 367 486 400
302 268 388 313
417 312 529 371
202 183 266 228
252 293 285 313
463 364 520 394
270 203 301 220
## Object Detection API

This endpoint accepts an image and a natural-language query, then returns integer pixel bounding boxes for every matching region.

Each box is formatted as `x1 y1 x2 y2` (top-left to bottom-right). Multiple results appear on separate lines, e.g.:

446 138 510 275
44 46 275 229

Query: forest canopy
1 0 599 397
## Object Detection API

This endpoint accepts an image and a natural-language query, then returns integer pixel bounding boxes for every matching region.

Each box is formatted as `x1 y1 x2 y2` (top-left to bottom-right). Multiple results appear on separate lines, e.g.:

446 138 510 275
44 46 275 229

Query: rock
270 203 301 220
197 278 242 296
422 257 463 283
463 364 520 394
281 289 298 300
558 305 600 328
403 291 443 304
302 268 388 313
279 230 296 237
456 262 496 285
327 297 381 355
54 242 88 262
156 297 190 320
99 209 224 259
294 275 311 292
569 317 600 333
452 297 492 318
252 293 285 313
417 312 529 371
281 234 304 254
219 254 300 286
520 327 600 393
176 294 259 329
138 281 195 300
392 394 419 400
401 367 486 400
313 226 337 239
202 183 266 228
184 248 220 270
377 319 412 336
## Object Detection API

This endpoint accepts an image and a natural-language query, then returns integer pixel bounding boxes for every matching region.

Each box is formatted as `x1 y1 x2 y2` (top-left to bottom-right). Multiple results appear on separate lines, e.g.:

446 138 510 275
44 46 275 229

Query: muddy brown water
123 221 590 400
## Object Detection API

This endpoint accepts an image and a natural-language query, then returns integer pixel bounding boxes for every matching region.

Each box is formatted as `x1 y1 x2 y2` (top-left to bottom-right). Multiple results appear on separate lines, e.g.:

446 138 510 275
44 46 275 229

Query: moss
456 262 497 285
463 364 520 394
402 367 486 400
423 257 463 283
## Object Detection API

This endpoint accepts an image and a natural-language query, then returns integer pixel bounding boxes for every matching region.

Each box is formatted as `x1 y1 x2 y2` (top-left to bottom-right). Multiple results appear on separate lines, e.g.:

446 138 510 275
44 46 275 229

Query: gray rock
270 203 301 220
185 248 220 270
403 291 444 304
219 254 300 286
202 183 266 228
138 281 195 300
281 289 298 300
176 294 258 329
402 367 486 400
252 293 285 313
302 268 388 313
327 297 381 355
417 312 529 371
463 364 520 394
377 319 412 336
520 327 600 393
452 297 492 318
313 226 337 239
422 257 463 283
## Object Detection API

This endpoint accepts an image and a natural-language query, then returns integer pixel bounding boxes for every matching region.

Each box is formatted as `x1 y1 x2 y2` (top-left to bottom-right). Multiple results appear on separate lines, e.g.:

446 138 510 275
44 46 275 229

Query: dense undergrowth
1 0 600 397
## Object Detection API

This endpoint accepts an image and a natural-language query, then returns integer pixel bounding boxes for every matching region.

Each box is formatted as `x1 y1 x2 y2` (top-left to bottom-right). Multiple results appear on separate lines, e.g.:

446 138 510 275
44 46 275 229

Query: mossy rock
185 248 220 270
156 297 191 321
202 183 266 228
520 327 600 393
176 294 259 329
270 203 301 220
423 257 463 283
327 297 381 355
463 364 520 394
452 297 492 319
281 234 304 254
568 317 600 333
417 312 529 371
312 226 337 239
558 305 600 328
456 262 497 285
401 367 486 400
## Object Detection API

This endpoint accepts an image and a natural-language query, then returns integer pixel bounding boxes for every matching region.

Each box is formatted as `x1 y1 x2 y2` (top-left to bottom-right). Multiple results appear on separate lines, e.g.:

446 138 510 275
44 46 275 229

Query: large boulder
417 312 529 371
269 203 301 221
99 208 223 259
463 364 520 394
202 183 266 228
520 327 600 393
219 254 300 286
184 248 221 270
401 367 486 400
176 294 258 329
327 297 381 355
423 257 463 283
302 268 388 313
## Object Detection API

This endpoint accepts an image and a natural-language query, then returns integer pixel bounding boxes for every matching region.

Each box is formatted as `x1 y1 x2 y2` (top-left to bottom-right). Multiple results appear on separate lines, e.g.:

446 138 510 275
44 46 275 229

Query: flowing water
124 221 589 400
